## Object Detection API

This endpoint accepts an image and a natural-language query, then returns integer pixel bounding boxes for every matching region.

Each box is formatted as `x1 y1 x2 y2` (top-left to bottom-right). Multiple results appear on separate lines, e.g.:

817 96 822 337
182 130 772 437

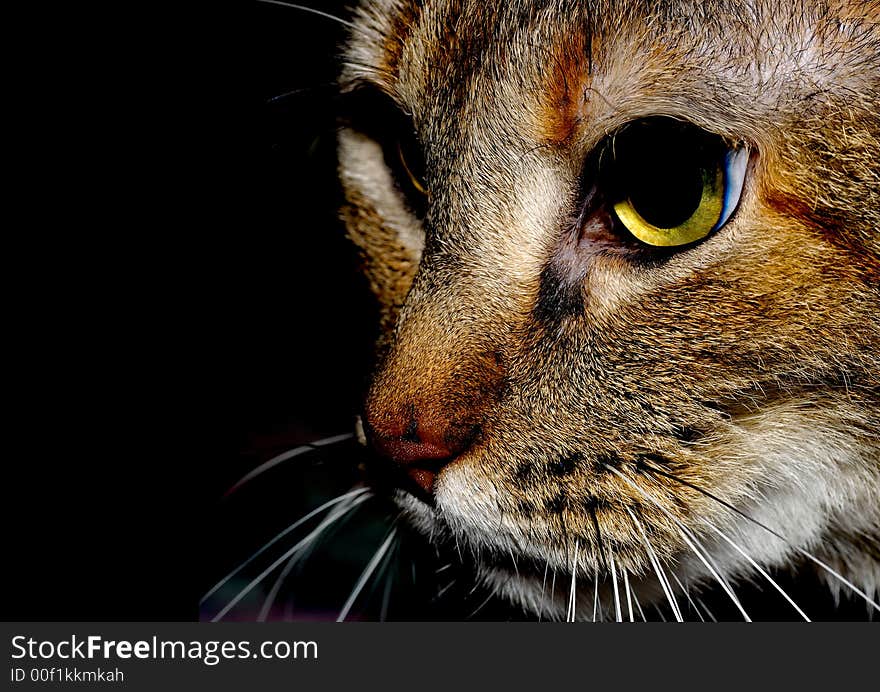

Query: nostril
402 415 420 443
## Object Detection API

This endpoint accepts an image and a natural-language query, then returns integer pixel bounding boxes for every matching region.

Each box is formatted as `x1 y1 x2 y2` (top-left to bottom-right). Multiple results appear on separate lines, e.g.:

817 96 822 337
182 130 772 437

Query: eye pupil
627 160 704 229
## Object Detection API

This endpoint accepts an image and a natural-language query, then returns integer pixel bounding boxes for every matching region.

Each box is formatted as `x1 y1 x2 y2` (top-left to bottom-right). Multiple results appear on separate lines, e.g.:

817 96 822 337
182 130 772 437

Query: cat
334 0 880 621
204 0 878 622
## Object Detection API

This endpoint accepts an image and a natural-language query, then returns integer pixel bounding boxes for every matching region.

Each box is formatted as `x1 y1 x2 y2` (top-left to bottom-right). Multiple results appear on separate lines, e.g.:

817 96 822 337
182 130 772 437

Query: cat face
338 0 880 618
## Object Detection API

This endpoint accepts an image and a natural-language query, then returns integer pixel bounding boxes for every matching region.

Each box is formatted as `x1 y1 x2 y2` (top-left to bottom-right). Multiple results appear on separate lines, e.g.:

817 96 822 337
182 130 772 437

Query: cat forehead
343 0 877 135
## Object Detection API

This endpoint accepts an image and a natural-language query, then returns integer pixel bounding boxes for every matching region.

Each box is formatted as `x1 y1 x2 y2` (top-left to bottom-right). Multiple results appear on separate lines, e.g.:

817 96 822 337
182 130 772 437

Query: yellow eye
613 163 723 246
608 119 748 247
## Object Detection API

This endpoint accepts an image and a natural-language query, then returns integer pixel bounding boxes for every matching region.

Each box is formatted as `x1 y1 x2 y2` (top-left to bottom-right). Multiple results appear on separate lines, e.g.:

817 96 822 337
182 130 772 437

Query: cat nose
364 413 477 495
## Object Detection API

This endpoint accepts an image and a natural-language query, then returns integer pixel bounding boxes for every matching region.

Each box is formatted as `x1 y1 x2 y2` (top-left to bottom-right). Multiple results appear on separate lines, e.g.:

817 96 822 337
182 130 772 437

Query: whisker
589 506 608 572
211 493 371 621
267 83 336 105
695 596 717 622
631 589 647 622
609 553 622 622
224 433 354 497
592 576 599 622
643 463 880 613
467 580 483 598
434 579 457 602
255 0 369 38
337 526 398 622
257 553 299 622
609 465 749 621
509 547 519 578
623 570 635 622
703 521 810 621
539 561 549 622
669 572 705 623
453 536 463 564
257 494 368 621
467 578 509 620
677 521 750 620
624 506 684 622
370 536 400 612
567 539 579 622
379 546 397 622
468 591 497 621
201 487 369 605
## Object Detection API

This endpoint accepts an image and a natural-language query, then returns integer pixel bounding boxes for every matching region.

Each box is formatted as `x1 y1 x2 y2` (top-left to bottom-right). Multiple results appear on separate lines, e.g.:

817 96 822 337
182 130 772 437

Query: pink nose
364 408 479 495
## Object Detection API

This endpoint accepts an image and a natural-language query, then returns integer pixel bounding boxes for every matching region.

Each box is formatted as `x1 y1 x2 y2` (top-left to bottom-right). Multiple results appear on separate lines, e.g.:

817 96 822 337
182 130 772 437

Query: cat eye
339 87 428 217
605 118 748 247
396 131 428 198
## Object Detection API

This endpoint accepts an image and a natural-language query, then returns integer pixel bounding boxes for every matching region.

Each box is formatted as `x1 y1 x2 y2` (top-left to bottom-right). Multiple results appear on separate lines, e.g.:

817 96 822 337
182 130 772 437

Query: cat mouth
386 495 639 621
359 446 442 507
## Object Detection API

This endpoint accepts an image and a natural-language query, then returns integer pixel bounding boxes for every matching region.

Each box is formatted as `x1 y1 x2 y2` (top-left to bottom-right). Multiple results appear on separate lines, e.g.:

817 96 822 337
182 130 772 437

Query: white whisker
338 527 398 622
609 465 750 621
567 539 579 622
257 495 367 621
625 506 683 622
795 553 878 611
224 433 354 496
669 572 705 623
467 579 507 620
454 536 463 564
509 547 519 577
610 554 622 622
644 463 880 613
435 579 457 601
631 589 647 622
255 0 367 36
695 596 717 622
212 493 370 621
539 561 549 622
703 521 810 621
201 487 368 606
679 526 750 621
257 553 298 622
623 570 634 622
592 576 599 622
379 567 394 622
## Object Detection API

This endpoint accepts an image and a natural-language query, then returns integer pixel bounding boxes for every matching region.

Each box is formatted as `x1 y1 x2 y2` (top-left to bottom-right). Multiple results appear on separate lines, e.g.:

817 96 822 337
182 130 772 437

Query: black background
5 0 368 620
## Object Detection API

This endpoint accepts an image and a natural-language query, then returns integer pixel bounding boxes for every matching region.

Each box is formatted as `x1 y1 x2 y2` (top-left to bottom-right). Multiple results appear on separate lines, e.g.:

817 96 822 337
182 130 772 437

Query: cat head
337 0 880 618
